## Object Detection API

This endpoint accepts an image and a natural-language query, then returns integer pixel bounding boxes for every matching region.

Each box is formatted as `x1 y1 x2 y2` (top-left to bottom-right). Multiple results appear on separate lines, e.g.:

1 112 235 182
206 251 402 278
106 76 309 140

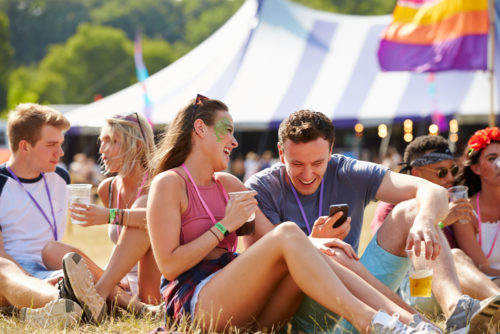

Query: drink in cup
68 184 92 224
228 191 256 236
447 185 469 224
407 248 433 297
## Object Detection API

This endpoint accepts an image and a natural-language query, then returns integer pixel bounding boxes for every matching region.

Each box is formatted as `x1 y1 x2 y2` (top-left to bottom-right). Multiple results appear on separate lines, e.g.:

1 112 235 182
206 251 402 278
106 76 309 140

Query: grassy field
0 203 378 333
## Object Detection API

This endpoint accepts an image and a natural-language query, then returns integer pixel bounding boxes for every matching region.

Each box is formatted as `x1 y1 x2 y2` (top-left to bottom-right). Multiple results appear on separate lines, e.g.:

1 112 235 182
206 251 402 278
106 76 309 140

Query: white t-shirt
478 221 500 270
0 164 69 265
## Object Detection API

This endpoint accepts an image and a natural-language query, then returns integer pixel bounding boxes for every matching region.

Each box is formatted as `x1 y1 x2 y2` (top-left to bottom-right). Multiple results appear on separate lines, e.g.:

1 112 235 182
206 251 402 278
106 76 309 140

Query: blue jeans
288 233 408 333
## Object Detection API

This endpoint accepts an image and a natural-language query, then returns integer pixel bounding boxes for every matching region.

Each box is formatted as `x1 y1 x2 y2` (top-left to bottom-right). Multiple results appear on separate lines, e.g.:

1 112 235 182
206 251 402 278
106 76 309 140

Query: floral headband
467 127 500 155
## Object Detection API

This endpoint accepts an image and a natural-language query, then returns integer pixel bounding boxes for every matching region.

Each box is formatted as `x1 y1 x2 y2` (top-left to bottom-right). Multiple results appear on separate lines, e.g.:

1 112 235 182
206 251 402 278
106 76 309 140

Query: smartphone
329 204 349 228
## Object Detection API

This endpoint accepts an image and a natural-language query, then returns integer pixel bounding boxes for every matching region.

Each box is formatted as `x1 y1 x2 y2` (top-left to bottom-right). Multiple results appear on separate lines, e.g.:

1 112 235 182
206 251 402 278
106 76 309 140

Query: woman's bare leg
137 247 161 304
452 248 500 300
196 223 380 333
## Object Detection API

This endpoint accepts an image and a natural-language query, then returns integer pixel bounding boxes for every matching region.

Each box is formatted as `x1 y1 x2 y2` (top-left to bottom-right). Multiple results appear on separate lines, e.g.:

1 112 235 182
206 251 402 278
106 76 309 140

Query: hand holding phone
329 204 349 228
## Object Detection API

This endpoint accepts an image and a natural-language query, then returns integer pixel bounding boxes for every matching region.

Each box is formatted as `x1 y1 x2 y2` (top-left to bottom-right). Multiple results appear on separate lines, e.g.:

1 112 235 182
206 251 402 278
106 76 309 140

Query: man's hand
310 213 351 239
309 237 359 260
406 220 441 260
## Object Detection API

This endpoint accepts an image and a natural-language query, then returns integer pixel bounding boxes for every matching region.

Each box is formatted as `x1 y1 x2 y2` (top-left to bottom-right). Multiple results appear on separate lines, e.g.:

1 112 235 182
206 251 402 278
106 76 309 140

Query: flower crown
467 127 500 154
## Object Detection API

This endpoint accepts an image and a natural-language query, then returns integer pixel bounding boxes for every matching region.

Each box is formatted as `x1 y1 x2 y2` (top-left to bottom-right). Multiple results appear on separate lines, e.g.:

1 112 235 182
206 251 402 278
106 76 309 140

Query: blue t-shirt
245 154 387 252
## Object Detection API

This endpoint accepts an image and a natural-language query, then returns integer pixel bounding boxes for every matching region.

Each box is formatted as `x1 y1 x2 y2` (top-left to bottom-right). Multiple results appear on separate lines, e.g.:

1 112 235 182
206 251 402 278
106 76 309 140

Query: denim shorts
16 258 63 280
289 233 408 334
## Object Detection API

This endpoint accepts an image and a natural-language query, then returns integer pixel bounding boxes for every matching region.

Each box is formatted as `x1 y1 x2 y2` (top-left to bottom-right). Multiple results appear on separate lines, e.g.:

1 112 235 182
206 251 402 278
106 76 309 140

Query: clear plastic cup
228 191 256 236
448 185 469 224
68 184 92 224
407 248 433 297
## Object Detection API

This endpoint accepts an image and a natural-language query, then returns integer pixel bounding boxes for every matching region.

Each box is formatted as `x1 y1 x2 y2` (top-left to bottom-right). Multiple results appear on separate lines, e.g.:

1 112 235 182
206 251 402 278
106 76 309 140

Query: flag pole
489 0 496 126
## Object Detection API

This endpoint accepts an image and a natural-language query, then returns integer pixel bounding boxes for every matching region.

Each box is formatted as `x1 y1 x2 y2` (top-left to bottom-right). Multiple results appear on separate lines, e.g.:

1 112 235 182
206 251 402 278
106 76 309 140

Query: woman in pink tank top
454 127 500 286
147 96 439 333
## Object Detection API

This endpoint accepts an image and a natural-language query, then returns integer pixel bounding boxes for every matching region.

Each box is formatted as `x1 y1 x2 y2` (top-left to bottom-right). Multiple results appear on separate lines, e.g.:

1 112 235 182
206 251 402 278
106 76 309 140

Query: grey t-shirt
245 154 387 252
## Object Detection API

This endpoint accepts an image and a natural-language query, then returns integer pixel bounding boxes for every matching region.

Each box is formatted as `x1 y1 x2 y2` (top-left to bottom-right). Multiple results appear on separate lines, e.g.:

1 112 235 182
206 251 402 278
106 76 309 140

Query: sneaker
371 310 438 333
445 295 497 334
19 298 82 327
410 314 443 333
62 252 106 324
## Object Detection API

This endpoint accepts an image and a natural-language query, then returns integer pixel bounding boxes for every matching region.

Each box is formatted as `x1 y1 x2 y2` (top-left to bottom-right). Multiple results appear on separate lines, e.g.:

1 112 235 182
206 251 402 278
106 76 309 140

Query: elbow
158 262 183 281
434 185 450 220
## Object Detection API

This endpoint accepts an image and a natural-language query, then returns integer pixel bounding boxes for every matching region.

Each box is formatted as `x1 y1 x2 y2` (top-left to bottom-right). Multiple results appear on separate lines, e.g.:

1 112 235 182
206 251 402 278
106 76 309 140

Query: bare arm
148 171 257 280
376 171 449 258
0 230 31 275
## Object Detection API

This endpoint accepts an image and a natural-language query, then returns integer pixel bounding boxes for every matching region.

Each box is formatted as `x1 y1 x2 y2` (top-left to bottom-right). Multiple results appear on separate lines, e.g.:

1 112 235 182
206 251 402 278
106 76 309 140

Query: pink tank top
173 170 236 250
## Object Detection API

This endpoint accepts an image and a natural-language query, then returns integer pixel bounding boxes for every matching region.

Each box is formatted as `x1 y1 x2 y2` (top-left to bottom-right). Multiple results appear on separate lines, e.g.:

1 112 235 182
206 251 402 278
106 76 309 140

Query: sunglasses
191 94 209 121
114 112 147 141
418 165 459 178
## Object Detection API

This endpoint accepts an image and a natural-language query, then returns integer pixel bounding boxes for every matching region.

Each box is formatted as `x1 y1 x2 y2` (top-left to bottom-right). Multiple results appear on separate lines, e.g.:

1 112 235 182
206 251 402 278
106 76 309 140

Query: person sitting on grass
147 95 441 334
42 112 163 314
0 103 101 326
371 134 500 333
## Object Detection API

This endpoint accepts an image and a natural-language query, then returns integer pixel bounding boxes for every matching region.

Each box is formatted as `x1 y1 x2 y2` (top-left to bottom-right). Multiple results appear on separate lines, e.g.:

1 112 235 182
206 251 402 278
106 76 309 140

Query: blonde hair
7 103 70 152
101 112 155 176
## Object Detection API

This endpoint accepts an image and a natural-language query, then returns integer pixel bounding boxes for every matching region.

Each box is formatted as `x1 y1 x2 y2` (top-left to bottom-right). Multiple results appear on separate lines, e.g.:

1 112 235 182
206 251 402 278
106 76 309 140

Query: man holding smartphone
245 110 487 333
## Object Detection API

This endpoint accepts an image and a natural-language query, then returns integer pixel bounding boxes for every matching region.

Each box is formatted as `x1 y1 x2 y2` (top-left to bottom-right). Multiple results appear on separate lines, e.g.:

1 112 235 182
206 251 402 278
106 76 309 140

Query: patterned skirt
160 252 238 322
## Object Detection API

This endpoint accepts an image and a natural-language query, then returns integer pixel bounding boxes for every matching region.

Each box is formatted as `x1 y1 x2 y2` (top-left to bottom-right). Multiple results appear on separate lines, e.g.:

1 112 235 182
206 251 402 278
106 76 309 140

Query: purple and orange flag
378 0 489 72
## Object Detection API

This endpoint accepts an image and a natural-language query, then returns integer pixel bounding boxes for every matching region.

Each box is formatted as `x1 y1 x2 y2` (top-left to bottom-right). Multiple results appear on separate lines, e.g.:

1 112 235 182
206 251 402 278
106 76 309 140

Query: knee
451 248 469 264
272 221 306 241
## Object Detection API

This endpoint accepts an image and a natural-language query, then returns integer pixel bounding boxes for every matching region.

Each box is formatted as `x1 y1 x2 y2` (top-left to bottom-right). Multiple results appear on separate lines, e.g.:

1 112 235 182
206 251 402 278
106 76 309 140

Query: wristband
438 221 444 229
109 208 117 225
215 222 229 237
208 228 222 242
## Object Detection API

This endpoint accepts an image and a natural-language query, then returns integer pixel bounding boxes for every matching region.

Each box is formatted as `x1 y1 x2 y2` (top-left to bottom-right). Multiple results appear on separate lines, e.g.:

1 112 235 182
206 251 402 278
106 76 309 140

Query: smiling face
278 137 332 195
207 111 238 171
26 124 65 174
99 124 123 174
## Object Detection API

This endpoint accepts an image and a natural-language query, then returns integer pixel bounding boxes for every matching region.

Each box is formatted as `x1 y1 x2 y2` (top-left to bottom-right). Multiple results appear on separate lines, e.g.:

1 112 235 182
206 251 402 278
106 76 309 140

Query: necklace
7 166 58 240
288 173 324 235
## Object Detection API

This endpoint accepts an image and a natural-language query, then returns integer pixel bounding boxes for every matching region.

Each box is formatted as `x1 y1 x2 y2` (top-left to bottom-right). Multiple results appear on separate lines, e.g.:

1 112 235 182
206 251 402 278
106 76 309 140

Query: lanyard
476 193 500 259
181 163 234 252
288 174 324 235
116 172 148 234
7 167 58 240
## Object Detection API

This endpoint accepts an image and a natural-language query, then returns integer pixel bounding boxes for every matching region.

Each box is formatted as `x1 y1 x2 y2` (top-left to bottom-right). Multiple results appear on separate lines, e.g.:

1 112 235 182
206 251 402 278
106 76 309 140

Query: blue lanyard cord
289 175 324 235
7 167 58 240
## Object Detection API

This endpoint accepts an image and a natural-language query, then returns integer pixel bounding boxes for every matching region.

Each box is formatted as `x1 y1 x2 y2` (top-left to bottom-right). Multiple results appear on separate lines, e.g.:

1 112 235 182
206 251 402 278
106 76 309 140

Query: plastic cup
68 184 92 225
228 191 256 236
407 249 433 297
448 185 469 224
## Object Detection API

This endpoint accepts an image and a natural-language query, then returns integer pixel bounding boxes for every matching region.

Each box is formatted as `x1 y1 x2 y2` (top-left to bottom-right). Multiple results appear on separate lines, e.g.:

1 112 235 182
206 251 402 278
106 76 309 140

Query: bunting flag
134 33 153 125
378 0 489 72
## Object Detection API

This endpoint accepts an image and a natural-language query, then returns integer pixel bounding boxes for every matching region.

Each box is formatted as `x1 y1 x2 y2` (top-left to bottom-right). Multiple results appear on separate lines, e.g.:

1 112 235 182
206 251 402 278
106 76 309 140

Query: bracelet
215 222 229 237
119 209 124 226
208 228 222 242
109 208 117 224
438 222 444 229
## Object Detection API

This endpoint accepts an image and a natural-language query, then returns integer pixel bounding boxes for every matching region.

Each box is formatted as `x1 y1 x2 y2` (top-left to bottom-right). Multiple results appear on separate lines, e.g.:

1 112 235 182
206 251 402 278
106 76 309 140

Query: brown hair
7 103 70 152
153 97 228 175
278 109 335 148
101 112 155 176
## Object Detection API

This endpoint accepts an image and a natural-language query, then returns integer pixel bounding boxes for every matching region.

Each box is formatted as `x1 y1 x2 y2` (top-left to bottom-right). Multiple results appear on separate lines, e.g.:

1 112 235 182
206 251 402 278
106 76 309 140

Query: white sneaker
19 298 82 328
409 314 443 334
371 310 439 333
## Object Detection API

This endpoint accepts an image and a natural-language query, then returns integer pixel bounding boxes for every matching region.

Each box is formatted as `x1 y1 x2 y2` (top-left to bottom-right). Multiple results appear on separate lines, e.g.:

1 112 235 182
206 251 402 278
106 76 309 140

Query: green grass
5 203 497 333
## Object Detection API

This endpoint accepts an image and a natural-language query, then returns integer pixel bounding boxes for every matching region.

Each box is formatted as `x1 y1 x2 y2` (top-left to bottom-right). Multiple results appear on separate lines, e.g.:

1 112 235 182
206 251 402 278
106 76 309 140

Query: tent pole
489 0 496 127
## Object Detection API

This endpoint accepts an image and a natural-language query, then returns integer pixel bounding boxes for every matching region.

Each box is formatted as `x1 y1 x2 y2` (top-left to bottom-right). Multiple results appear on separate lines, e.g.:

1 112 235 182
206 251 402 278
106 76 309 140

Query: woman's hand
69 202 109 227
441 198 475 227
222 191 258 232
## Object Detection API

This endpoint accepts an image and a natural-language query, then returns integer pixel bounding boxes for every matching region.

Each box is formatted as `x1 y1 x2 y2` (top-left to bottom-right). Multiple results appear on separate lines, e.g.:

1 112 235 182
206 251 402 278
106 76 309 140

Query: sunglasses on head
418 165 459 178
115 112 147 141
191 94 209 123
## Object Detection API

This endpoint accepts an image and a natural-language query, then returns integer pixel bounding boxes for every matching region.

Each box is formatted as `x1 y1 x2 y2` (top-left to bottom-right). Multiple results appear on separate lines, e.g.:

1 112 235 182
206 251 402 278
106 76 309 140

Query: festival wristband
215 222 229 237
109 208 117 225
438 222 444 229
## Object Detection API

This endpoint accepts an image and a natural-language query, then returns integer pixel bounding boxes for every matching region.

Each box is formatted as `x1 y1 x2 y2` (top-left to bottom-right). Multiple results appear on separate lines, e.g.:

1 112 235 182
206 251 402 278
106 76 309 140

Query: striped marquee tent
65 0 499 130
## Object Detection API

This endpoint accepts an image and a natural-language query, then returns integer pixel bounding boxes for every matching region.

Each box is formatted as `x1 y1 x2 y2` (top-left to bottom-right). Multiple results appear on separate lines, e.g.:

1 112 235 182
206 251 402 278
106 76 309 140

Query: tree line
0 0 396 115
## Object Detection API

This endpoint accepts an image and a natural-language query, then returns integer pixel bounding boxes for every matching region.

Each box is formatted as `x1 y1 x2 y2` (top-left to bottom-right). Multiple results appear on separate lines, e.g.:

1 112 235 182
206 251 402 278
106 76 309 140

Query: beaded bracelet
208 228 222 242
109 208 117 225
